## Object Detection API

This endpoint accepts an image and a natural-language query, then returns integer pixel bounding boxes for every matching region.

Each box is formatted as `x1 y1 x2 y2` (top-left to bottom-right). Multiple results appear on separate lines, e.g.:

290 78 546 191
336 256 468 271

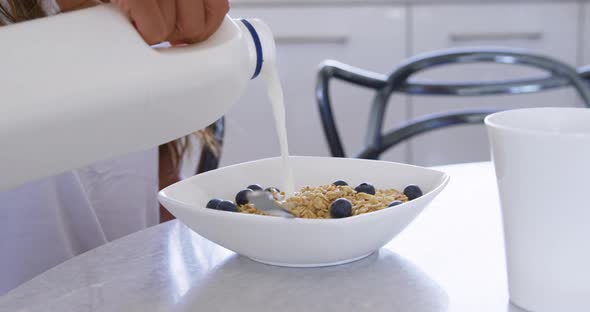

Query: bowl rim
158 156 450 225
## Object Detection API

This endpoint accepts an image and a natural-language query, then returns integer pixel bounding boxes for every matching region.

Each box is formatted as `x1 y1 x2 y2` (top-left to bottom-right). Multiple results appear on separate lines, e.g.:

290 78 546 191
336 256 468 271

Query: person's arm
56 0 101 11
158 144 179 223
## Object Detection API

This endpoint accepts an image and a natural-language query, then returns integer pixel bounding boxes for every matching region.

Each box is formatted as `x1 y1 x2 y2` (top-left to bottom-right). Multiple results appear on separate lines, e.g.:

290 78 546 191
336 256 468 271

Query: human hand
57 0 102 11
111 0 230 45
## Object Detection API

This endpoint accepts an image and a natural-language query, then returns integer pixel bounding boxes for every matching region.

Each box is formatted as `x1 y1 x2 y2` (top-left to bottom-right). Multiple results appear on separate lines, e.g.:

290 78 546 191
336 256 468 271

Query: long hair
0 1 220 172
165 128 220 170
0 0 46 24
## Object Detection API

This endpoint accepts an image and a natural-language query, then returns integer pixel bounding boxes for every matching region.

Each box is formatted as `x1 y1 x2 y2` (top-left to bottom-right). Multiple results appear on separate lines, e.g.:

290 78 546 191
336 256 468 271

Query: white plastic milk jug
0 4 276 190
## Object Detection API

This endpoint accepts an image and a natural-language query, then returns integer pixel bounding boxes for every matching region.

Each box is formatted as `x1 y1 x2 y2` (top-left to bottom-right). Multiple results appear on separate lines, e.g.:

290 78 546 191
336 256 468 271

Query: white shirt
0 1 159 294
0 148 159 295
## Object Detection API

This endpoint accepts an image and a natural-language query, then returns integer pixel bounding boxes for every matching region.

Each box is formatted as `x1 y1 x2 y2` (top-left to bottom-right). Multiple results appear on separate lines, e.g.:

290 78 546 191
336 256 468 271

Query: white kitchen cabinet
409 3 581 166
583 2 590 65
221 6 408 166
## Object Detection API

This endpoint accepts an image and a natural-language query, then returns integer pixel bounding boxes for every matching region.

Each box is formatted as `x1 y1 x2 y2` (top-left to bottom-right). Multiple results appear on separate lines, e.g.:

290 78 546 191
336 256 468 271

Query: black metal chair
316 48 590 160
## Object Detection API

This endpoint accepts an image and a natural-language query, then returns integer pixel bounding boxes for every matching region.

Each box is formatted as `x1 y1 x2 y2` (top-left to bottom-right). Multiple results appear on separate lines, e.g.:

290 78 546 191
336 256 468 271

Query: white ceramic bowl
158 156 449 267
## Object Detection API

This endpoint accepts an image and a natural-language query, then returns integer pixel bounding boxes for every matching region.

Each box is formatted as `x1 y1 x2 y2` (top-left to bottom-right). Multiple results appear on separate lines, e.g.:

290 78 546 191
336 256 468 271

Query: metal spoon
247 191 296 218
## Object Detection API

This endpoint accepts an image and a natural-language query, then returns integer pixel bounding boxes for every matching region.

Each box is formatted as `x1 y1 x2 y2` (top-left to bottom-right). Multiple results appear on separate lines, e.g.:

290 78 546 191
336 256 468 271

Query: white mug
485 107 590 312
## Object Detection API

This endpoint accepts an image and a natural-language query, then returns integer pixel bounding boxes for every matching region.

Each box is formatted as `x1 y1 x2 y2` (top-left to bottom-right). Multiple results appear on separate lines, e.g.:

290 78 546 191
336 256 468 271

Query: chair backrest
316 48 590 159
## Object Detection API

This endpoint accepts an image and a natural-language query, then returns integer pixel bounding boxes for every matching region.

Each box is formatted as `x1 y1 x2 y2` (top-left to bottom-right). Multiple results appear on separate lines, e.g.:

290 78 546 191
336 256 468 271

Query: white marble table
0 162 528 312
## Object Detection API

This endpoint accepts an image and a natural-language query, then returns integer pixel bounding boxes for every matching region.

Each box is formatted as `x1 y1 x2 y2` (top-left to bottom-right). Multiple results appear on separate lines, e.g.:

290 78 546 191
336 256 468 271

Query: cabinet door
221 6 407 166
583 2 590 65
410 3 580 166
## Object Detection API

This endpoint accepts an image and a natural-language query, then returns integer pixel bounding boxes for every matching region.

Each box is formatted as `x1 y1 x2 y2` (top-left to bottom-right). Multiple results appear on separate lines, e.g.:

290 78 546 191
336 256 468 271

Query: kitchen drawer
221 6 408 166
408 3 581 166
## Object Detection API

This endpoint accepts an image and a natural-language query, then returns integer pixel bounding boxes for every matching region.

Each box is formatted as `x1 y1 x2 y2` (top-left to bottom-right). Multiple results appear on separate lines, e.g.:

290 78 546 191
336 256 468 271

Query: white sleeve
40 0 61 15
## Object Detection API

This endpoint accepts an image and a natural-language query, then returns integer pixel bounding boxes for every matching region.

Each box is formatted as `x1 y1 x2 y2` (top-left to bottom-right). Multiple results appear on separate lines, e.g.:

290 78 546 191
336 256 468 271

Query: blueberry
355 183 376 195
206 199 221 209
330 198 353 218
247 184 263 191
332 180 348 186
404 185 423 200
265 187 280 194
217 200 238 212
388 200 403 207
235 189 253 206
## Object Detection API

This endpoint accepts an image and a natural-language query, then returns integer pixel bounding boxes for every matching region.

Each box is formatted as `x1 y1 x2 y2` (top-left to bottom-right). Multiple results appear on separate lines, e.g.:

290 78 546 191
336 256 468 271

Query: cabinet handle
274 35 349 45
449 32 543 43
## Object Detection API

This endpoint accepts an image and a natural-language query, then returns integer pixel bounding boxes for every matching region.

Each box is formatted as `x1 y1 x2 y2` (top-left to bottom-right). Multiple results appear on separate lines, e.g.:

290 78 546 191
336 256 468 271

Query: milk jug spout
237 18 277 79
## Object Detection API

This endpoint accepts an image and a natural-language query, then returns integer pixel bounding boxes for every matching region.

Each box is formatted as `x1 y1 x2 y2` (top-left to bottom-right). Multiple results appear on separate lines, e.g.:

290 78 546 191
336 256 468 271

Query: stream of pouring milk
262 65 295 197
